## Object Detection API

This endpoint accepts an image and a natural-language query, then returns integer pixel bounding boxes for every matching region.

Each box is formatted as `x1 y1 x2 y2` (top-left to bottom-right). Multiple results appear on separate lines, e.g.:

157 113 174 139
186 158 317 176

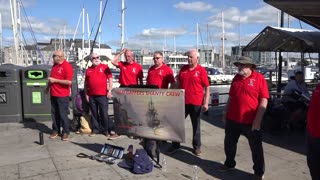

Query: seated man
282 71 309 130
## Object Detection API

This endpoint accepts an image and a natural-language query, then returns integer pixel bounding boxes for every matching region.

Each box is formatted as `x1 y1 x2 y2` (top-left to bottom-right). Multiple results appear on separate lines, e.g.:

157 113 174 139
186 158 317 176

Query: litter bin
0 64 23 123
21 64 51 121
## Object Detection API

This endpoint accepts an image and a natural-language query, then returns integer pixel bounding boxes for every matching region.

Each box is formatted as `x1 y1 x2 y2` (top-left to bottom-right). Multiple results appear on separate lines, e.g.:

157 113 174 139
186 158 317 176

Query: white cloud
21 16 75 36
174 1 213 12
243 5 278 24
1 0 75 43
138 27 188 39
121 27 189 51
207 5 278 30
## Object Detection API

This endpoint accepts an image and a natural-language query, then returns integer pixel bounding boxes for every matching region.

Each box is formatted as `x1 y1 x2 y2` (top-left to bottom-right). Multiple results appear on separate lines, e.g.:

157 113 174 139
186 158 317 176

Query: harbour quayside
1 0 320 179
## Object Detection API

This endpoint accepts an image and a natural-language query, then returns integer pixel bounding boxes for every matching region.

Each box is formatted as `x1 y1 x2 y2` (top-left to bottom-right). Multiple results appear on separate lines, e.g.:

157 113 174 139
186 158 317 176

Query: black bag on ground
143 139 162 168
132 149 153 174
118 149 153 174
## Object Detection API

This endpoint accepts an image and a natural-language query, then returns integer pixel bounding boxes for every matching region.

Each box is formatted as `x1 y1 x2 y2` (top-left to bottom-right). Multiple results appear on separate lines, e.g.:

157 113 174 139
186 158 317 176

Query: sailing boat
145 98 160 129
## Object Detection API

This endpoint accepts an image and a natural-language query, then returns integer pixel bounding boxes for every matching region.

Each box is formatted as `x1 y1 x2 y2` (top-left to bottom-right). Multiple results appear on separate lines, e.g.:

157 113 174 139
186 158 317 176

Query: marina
0 0 320 179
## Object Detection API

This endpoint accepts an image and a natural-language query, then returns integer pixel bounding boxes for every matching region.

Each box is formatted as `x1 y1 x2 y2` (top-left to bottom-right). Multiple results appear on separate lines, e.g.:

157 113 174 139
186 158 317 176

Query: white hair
189 49 200 58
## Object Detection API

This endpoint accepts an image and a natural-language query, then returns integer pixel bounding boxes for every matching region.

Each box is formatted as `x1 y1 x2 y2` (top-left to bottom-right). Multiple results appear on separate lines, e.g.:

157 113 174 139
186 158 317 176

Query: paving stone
19 158 56 178
0 164 19 180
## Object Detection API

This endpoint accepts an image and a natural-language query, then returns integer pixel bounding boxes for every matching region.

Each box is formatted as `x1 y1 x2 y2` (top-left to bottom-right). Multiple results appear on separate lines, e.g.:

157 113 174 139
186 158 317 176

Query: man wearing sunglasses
84 53 120 140
111 48 143 87
146 51 175 89
46 50 73 141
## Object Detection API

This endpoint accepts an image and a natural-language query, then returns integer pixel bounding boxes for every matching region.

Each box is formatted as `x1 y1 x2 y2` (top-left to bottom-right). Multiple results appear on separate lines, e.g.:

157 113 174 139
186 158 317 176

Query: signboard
211 92 219 106
113 88 185 143
0 92 7 104
32 92 42 104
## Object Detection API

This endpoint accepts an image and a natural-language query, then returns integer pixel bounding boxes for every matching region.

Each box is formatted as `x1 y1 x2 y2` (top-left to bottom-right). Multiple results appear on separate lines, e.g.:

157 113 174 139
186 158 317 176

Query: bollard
39 132 44 145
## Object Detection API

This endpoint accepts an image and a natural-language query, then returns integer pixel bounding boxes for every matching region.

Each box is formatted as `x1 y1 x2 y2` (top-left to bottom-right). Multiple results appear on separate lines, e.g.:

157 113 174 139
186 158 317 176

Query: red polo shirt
178 64 209 106
50 60 73 97
146 64 175 89
85 63 112 96
117 61 143 86
227 70 269 124
307 84 320 138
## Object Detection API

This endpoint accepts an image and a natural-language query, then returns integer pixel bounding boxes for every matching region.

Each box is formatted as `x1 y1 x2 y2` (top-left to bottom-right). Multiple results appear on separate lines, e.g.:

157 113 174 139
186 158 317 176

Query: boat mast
10 0 19 64
196 23 199 51
238 16 241 57
87 12 91 50
99 0 102 50
121 0 125 50
82 6 85 58
173 35 176 54
0 13 2 64
221 11 225 69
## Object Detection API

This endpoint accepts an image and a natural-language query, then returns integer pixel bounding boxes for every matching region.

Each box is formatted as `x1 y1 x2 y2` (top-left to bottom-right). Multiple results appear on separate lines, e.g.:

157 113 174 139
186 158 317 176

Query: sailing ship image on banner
113 88 185 142
146 98 160 129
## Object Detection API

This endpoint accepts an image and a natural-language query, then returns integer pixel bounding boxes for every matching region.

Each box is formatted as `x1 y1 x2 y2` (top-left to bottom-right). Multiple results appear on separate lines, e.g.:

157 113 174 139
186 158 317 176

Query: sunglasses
91 57 100 60
153 57 162 60
52 54 62 58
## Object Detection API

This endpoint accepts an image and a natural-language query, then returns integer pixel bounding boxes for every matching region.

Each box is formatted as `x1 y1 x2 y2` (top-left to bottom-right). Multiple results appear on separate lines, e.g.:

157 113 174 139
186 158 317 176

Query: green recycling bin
0 64 23 123
21 64 52 121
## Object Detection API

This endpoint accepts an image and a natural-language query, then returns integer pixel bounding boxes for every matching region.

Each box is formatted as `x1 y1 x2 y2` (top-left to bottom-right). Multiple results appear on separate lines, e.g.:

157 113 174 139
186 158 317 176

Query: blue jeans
224 119 265 176
89 95 114 134
172 104 202 150
51 96 70 134
307 134 320 180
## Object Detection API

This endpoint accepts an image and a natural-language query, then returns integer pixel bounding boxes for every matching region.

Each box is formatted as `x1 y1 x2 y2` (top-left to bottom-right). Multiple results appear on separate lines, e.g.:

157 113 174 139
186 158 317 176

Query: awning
264 0 320 30
242 26 320 52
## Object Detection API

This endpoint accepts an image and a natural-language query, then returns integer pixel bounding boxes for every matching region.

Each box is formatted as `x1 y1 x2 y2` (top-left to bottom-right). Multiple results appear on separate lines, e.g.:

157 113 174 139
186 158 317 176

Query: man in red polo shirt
218 56 269 180
111 48 143 87
46 50 73 141
167 49 210 156
85 53 120 140
146 51 175 89
306 83 320 180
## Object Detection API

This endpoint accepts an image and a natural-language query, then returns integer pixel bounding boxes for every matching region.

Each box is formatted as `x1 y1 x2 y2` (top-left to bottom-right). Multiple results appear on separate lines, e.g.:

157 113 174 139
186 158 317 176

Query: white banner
113 88 185 142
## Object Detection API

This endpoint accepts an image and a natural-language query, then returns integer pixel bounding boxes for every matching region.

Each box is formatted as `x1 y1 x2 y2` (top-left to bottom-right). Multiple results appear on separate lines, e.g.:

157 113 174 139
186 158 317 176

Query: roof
242 26 320 52
264 0 320 30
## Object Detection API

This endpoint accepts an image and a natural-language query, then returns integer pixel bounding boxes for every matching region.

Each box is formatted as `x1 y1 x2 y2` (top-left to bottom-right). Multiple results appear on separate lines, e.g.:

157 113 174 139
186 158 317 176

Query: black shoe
253 174 264 180
193 148 202 156
216 164 235 172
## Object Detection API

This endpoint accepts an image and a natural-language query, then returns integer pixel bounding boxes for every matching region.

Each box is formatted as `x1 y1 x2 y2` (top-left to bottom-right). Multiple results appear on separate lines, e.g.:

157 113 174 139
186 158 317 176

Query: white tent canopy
243 26 320 53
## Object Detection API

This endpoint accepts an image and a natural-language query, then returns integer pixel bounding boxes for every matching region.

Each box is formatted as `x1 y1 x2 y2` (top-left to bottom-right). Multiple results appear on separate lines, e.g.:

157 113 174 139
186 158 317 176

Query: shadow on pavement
21 121 52 134
71 142 104 153
165 145 253 180
201 109 307 155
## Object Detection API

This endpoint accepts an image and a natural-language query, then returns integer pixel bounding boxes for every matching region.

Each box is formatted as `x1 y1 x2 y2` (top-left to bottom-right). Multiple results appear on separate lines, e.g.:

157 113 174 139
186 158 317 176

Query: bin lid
0 64 22 79
0 63 23 70
22 64 52 80
23 64 52 70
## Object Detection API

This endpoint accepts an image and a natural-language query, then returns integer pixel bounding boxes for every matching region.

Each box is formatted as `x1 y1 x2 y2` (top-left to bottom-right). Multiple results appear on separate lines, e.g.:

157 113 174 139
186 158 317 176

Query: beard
92 60 100 66
238 68 246 76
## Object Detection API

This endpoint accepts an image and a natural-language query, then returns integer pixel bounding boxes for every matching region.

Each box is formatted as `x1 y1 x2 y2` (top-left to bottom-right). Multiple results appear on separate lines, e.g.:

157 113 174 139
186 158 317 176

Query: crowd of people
45 49 319 180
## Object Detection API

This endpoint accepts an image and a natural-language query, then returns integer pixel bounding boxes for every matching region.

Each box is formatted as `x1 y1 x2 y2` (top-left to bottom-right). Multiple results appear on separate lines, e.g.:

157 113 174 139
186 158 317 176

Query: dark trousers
307 134 320 180
51 96 70 134
172 104 202 150
89 95 114 134
224 119 265 176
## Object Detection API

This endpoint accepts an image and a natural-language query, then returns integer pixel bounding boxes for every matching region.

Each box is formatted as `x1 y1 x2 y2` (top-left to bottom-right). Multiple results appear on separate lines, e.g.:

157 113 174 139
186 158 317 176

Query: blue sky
1 0 318 53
